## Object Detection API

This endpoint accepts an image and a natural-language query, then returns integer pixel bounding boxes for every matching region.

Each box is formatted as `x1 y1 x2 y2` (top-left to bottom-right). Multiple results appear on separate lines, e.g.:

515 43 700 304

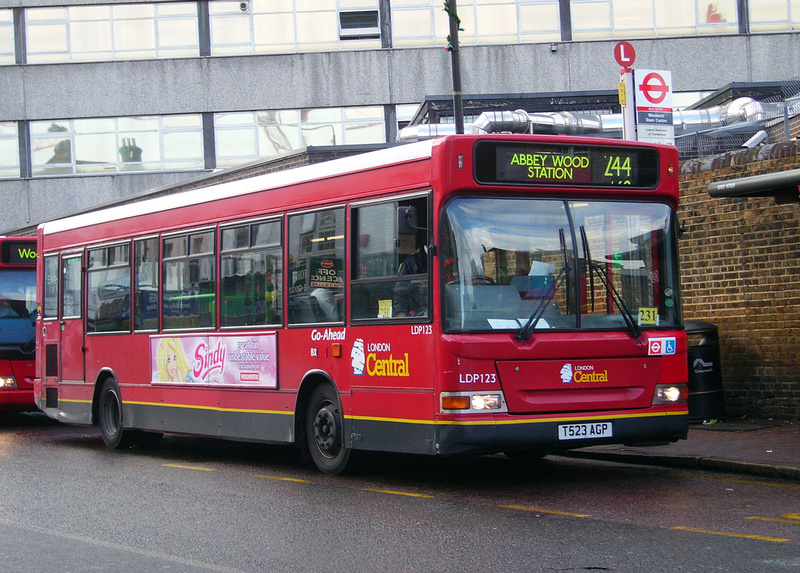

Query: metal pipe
397 97 767 143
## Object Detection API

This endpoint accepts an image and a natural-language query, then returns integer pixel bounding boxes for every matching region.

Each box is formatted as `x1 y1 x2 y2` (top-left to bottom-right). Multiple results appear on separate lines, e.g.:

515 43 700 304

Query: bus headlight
441 392 507 413
0 377 17 388
653 384 688 404
472 394 502 410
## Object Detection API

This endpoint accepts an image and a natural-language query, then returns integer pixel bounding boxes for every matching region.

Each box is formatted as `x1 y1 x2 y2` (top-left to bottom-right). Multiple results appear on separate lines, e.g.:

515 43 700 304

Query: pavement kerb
560 450 800 482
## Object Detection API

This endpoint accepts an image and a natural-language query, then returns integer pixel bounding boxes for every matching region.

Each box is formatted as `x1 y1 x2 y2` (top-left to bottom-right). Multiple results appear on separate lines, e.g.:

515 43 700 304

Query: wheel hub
313 404 338 456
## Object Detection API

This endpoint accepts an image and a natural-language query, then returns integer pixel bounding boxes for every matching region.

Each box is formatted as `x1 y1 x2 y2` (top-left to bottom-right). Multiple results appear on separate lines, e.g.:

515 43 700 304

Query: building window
518 0 562 43
25 2 198 64
392 0 560 47
209 0 380 55
30 115 204 177
0 122 19 179
571 0 739 40
396 103 420 132
750 0 800 32
0 9 14 65
339 10 380 39
391 0 438 47
214 106 385 168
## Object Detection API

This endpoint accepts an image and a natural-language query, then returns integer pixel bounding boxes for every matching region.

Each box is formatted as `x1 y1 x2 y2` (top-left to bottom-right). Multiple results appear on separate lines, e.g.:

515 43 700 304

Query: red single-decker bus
35 134 688 473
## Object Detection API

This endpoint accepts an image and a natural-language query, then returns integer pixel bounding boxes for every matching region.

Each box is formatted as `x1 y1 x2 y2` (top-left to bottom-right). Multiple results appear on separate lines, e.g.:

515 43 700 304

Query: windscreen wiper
580 226 641 338
515 265 569 343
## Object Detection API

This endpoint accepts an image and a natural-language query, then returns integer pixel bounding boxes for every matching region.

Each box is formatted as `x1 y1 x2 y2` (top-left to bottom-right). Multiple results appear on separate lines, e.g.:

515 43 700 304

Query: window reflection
0 9 14 65
215 106 385 168
288 208 346 325
750 0 800 32
5 0 797 68
209 0 380 55
392 0 560 46
572 0 739 40
30 115 203 176
220 219 283 327
442 198 681 332
25 2 198 64
0 122 19 179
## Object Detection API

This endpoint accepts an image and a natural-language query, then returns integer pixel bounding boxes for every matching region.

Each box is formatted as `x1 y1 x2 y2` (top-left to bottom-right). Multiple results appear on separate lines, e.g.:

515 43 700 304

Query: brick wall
680 141 800 420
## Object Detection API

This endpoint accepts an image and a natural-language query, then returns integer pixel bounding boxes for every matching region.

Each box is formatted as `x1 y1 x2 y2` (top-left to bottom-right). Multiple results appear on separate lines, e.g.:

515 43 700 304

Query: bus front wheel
306 385 351 475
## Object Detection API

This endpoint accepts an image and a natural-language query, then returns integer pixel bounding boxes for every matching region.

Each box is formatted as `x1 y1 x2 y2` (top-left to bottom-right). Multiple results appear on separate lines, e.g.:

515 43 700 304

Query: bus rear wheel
306 384 351 475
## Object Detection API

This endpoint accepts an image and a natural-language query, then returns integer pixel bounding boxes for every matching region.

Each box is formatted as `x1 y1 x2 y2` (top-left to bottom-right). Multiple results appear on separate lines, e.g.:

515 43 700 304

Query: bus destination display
1 240 37 266
474 141 659 188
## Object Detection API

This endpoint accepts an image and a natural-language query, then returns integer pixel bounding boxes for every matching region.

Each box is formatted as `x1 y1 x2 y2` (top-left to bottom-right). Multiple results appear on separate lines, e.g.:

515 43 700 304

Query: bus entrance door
58 254 85 384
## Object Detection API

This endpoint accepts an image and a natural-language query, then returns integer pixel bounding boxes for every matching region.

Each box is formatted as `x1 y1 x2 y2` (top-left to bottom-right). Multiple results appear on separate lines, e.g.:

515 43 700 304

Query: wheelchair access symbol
648 337 676 356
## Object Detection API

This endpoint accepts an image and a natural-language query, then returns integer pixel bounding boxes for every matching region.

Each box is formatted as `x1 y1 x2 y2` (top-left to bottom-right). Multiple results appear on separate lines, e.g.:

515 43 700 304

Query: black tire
98 378 128 449
98 379 163 449
306 384 351 475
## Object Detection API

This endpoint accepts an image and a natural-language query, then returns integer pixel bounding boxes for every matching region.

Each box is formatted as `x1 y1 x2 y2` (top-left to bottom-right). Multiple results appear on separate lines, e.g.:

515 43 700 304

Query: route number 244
604 155 632 185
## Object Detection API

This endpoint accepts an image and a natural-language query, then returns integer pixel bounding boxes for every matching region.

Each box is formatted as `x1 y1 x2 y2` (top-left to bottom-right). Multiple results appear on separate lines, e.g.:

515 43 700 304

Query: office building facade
1 0 799 232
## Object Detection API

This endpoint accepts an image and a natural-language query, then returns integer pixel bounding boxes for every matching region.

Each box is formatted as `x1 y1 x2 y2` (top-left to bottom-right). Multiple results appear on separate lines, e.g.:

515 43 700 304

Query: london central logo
350 338 409 378
559 363 609 384
560 363 573 384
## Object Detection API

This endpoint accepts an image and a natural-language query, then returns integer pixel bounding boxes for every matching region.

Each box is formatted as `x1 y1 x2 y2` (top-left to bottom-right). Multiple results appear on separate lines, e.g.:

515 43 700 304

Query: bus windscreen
474 141 660 188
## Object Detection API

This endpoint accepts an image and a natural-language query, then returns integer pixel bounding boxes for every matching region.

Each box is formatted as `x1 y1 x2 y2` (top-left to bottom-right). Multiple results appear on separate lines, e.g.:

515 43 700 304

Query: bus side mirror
397 205 418 236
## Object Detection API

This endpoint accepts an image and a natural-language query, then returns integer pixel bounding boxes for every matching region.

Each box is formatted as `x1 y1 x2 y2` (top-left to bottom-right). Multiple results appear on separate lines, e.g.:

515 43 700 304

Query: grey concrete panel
384 48 457 104
204 51 394 111
5 36 800 124
458 44 575 94
749 33 800 83
0 66 24 120
1 171 199 234
17 59 212 121
0 180 32 232
619 36 753 91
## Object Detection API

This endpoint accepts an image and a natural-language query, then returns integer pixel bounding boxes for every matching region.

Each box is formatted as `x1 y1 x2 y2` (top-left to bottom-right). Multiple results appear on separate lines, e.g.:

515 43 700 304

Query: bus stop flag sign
634 69 674 145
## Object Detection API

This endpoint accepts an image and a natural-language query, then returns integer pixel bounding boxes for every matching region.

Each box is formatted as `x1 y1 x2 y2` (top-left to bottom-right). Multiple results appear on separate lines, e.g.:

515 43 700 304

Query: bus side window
43 255 59 320
288 208 345 325
162 231 216 330
220 219 283 328
87 243 131 333
134 238 159 331
351 196 429 321
61 255 82 319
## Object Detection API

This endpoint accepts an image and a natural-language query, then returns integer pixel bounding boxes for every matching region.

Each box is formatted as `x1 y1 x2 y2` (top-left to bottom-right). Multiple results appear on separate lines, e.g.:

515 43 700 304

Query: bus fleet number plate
558 422 613 440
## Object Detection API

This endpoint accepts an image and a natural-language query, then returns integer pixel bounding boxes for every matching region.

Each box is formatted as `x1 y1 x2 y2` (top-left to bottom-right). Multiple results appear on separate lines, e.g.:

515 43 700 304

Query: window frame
287 206 346 326
219 216 284 329
60 253 83 320
350 191 432 323
42 254 60 320
134 235 160 332
161 226 217 331
86 240 132 334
